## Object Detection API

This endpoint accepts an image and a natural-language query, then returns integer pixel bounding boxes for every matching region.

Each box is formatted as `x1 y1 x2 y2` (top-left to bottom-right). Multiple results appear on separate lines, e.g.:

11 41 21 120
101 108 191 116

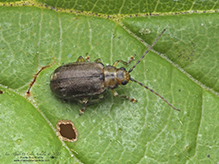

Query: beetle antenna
129 29 166 73
130 77 180 111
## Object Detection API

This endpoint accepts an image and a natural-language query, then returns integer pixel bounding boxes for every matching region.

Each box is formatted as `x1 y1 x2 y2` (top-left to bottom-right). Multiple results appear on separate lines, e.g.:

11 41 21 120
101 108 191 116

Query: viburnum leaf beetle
50 29 180 114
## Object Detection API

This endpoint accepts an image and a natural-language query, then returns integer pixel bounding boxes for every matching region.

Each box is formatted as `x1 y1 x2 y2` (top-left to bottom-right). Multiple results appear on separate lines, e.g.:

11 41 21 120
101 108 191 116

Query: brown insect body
50 62 105 99
50 29 180 114
50 62 130 99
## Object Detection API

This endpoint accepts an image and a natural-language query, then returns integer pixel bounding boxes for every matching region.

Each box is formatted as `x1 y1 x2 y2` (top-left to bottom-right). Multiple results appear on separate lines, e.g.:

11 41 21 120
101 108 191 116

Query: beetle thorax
103 66 130 89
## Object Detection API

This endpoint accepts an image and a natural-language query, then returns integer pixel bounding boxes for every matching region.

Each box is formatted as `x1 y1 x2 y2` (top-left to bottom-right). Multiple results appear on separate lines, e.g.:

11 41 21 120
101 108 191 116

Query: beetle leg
78 98 89 104
85 53 90 62
78 98 89 115
78 95 104 115
94 58 103 63
113 54 136 67
111 89 137 103
76 56 86 62
88 94 104 103
79 95 104 105
79 105 87 115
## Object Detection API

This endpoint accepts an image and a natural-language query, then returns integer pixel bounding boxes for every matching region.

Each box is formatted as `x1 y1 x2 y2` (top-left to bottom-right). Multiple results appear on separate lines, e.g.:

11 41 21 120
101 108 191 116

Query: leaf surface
0 0 219 163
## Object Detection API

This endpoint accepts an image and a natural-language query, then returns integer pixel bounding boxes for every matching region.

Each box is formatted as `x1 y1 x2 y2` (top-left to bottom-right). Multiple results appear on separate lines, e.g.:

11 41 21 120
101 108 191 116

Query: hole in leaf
56 120 78 142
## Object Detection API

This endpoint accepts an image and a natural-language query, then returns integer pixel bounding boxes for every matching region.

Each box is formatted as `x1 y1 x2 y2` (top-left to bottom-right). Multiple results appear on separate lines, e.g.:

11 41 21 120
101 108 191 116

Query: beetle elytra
50 29 180 114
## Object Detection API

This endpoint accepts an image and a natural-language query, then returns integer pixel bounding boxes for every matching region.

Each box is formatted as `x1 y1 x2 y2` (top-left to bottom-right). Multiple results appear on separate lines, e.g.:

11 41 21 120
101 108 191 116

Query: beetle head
116 67 130 85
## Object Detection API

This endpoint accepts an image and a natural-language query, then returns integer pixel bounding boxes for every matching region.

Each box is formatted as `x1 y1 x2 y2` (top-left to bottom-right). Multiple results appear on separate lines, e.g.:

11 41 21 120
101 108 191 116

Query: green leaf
0 0 219 163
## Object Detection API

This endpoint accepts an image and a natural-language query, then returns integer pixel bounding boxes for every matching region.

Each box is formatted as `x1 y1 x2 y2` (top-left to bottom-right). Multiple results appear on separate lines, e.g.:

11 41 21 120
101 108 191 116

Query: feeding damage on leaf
56 120 78 142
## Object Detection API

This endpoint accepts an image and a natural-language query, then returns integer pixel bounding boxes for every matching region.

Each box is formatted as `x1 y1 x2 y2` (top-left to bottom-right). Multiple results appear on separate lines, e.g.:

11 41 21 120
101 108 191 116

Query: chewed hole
56 120 78 142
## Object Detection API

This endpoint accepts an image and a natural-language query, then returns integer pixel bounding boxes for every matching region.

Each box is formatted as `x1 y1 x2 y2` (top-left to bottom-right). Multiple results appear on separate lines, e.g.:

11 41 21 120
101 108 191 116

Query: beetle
50 29 180 114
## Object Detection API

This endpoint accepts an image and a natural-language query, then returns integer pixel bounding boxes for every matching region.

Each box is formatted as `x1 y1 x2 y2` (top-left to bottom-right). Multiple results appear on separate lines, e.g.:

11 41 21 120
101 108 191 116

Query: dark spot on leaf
57 120 78 142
